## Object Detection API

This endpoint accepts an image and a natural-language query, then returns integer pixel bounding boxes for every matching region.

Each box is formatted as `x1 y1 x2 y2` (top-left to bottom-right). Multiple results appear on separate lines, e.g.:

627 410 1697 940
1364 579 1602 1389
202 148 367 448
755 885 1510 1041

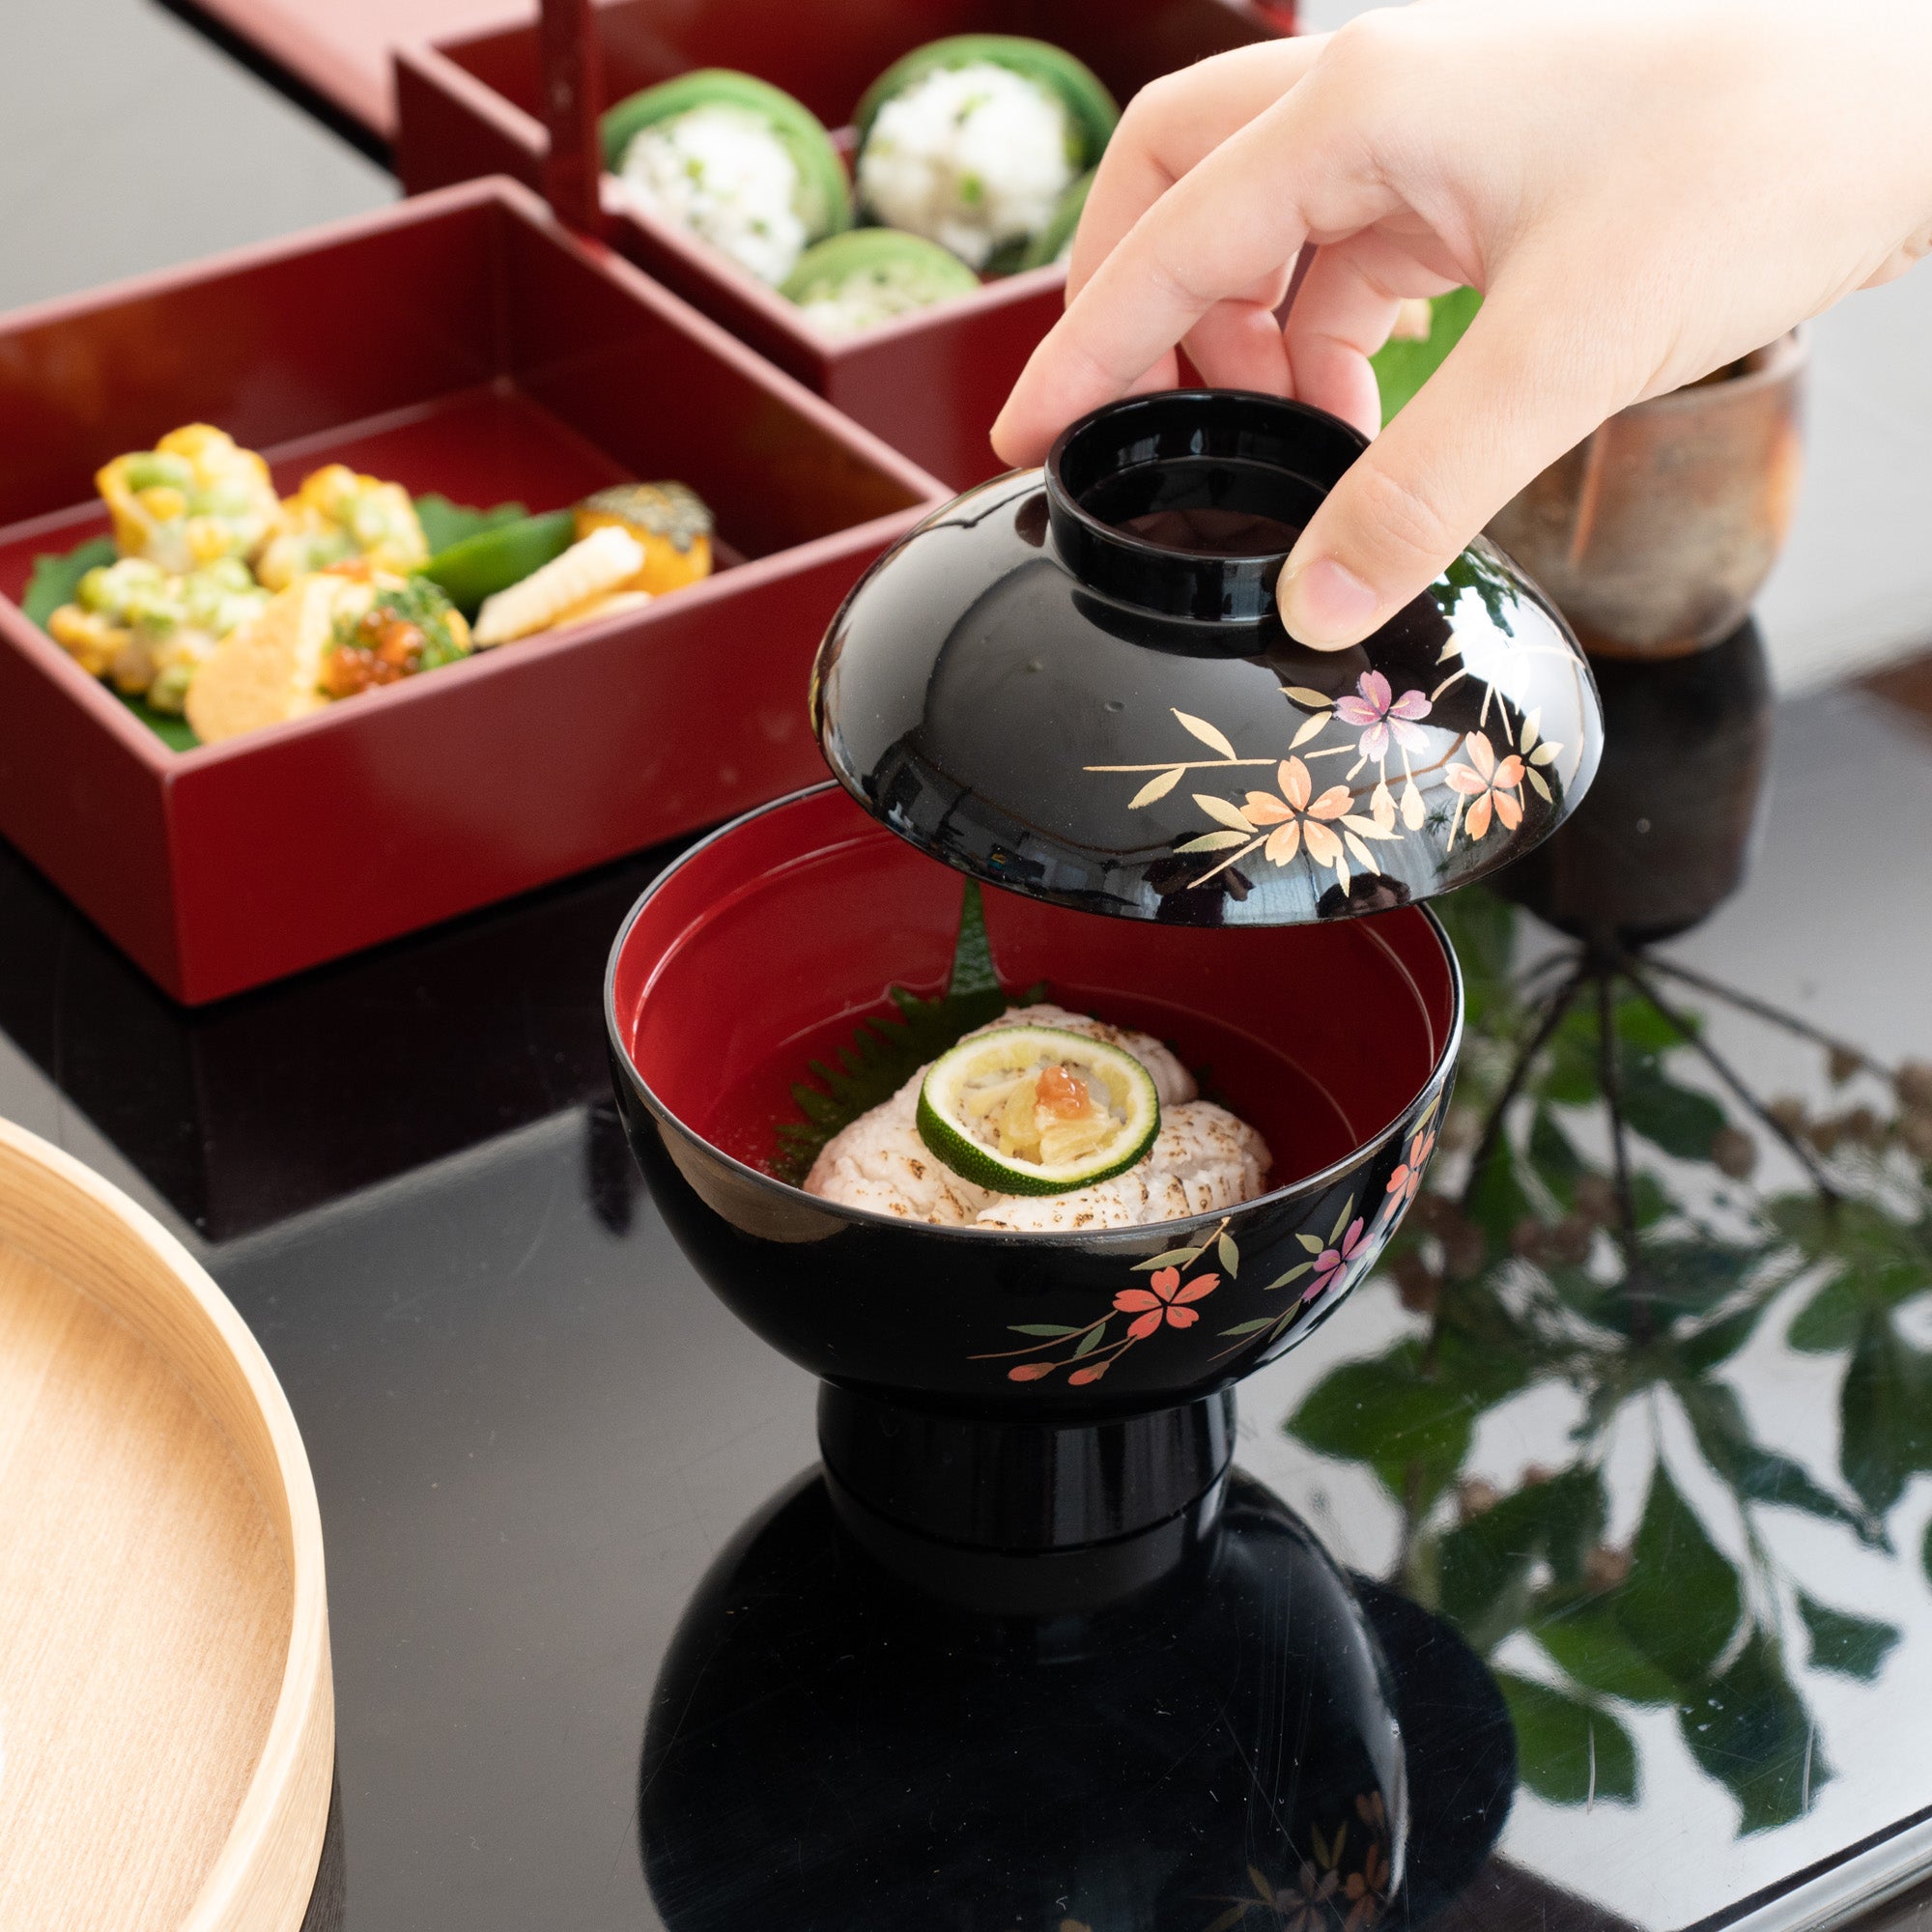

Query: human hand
991 0 1932 647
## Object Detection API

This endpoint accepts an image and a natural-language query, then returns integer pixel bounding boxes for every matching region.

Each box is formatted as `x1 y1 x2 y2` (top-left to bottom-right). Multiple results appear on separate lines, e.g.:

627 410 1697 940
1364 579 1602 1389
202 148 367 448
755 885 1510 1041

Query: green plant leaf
1527 1106 1586 1205
412 493 526 554
1615 1462 1743 1685
1643 1238 1773 1319
1438 1467 1605 1653
1619 1060 1726 1161
1463 1140 1535 1255
122 693 200 752
1630 1170 1673 1232
1771 1196 1932 1306
1679 1379 1878 1545
1674 1302 1771 1377
946 874 1000 1000
1532 1600 1682 1706
1286 1333 1525 1514
1372 285 1483 424
1218 1231 1240 1277
1219 1318 1275 1338
1678 1629 1826 1834
21 537 118 627
1787 1274 1862 1354
1008 1323 1079 1337
1796 1590 1900 1682
1615 993 1691 1054
1839 1307 1932 1519
1538 1001 1603 1106
1494 1672 1637 1806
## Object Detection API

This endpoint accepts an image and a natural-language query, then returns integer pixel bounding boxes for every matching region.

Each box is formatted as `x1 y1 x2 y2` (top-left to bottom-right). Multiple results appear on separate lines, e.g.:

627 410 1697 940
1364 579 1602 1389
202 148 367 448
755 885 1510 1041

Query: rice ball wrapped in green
600 70 850 286
854 36 1117 272
781 229 980 337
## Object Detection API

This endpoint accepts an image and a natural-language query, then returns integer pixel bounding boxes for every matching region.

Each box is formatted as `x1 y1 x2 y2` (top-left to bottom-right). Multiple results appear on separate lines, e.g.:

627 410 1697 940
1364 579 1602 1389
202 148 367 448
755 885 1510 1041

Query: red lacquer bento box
394 0 1295 488
0 177 943 1005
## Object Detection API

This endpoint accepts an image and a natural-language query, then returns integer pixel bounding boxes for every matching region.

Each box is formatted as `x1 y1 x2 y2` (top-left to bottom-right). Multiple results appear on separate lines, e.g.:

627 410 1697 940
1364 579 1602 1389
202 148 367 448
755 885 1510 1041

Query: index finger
994 69 1397 464
1066 37 1331 301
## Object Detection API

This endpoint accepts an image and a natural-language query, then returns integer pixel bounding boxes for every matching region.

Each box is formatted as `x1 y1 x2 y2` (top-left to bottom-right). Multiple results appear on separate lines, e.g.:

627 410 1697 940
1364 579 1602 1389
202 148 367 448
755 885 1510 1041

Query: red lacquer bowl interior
611 786 1457 1200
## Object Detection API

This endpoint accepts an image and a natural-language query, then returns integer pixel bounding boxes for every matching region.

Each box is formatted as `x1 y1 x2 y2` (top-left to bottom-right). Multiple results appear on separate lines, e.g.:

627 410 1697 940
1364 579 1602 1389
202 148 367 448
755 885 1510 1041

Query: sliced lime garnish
916 1024 1159 1196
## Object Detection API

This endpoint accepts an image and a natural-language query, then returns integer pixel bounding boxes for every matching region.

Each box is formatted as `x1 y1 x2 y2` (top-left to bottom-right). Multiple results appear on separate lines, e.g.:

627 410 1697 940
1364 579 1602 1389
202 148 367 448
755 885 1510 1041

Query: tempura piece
96 424 280 574
256 464 429 590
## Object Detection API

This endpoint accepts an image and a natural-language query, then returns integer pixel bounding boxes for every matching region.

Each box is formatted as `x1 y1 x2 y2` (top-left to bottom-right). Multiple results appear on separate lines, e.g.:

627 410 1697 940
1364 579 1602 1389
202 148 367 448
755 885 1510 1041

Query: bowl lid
811 389 1604 924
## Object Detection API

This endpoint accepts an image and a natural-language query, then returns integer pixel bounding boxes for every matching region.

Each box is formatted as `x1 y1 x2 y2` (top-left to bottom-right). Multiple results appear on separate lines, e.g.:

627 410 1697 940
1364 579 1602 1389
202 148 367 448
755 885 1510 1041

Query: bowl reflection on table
637 1471 1477 1932
605 782 1460 1421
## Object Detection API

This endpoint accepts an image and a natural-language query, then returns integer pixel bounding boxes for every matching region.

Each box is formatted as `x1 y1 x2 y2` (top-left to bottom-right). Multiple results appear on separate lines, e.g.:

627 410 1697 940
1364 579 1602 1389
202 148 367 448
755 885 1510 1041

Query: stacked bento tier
394 0 1296 487
0 178 943 1003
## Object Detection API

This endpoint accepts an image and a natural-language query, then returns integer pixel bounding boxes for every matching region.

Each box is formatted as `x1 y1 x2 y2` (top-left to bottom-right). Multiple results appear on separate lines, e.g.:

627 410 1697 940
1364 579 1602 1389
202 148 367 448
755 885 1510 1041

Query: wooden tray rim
0 1116 333 1932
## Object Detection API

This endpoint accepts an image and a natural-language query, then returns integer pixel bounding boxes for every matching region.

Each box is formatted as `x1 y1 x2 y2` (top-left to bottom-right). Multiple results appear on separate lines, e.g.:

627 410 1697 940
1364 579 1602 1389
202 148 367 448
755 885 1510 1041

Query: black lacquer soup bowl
605 782 1460 1425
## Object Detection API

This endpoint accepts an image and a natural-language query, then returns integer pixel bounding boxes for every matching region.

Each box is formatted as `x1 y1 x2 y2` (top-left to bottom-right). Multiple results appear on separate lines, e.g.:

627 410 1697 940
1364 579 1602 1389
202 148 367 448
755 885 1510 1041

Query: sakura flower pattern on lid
813 388 1604 925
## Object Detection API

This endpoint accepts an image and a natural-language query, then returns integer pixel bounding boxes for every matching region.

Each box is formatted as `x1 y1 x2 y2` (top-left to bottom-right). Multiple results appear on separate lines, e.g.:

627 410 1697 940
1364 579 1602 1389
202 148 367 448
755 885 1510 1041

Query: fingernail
1278 555 1378 650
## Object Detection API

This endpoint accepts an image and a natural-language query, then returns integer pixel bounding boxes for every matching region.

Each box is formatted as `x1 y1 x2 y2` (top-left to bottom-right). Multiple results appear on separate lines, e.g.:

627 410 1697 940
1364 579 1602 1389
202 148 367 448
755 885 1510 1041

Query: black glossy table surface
5 623 1932 1930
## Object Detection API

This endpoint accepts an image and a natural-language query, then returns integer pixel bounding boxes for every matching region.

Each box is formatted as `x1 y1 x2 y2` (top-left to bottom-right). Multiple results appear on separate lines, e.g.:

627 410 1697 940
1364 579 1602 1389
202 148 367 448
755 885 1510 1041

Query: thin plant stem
1619 954 1843 1203
1600 972 1653 1345
1643 954 1881 1077
1457 964 1587 1214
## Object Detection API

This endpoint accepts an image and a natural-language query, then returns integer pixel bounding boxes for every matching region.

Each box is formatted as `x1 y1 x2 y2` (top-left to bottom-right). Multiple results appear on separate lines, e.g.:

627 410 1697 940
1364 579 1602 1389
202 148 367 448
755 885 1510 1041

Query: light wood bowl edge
0 1116 334 1932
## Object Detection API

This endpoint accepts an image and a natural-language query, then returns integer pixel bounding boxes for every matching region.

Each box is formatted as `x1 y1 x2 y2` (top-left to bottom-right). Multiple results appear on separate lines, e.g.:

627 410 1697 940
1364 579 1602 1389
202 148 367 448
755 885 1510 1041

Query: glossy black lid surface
812 390 1604 924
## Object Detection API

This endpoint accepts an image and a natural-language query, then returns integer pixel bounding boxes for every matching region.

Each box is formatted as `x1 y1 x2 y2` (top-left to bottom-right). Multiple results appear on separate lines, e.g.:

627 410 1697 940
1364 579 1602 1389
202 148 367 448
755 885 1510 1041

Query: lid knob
1045 389 1363 623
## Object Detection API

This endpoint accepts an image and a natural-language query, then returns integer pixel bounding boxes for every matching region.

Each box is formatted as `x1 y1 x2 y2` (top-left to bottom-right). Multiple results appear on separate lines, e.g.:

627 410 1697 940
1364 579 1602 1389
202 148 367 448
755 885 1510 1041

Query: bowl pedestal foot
816 1383 1235 1616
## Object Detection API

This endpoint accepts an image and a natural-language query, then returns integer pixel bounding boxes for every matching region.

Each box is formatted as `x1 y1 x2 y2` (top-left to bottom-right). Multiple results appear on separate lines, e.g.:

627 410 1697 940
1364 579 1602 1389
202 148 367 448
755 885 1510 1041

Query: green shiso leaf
23 539 199 749
22 537 118 629
772 879 1042 1186
119 695 200 752
1372 285 1483 425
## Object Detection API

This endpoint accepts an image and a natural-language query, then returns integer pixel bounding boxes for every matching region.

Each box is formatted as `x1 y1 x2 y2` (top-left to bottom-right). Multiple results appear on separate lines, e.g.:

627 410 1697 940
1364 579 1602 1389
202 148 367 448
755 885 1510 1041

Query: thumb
1276 279 1632 649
